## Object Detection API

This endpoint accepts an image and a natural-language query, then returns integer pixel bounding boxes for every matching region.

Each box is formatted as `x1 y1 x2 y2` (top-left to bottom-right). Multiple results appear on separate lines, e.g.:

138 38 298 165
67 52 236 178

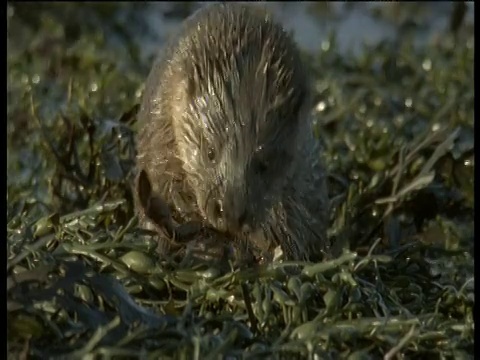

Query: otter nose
207 198 248 233
237 211 247 227
209 199 224 225
224 203 249 233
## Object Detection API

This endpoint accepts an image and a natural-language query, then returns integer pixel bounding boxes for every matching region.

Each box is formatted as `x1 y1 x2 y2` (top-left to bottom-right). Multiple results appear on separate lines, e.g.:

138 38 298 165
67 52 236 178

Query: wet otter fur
135 3 330 262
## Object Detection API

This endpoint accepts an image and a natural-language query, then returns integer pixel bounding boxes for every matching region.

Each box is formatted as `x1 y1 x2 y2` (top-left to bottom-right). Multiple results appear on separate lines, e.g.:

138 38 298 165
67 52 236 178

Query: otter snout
206 197 249 234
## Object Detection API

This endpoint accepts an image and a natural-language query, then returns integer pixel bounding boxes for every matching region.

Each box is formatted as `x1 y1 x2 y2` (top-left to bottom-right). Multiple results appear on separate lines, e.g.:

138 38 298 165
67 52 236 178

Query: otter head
168 6 311 234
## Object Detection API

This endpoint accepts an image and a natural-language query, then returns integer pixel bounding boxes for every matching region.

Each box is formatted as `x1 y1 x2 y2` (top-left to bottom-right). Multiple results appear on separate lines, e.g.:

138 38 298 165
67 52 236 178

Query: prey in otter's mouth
135 4 331 263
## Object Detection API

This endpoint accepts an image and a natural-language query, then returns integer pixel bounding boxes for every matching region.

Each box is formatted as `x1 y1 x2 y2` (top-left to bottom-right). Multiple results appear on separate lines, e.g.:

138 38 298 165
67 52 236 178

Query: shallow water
141 2 474 59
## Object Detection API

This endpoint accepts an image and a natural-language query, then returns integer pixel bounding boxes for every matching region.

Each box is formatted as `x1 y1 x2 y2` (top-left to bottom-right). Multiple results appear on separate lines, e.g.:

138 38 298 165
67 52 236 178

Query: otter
134 3 330 262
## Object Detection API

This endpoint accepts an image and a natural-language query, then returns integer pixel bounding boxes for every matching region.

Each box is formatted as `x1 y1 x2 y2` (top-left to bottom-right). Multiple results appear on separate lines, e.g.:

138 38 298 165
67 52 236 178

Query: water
140 2 474 59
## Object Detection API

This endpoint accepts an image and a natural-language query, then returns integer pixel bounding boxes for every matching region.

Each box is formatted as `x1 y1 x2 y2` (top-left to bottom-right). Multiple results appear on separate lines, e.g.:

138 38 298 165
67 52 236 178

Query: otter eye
258 161 268 173
254 159 269 174
207 147 216 162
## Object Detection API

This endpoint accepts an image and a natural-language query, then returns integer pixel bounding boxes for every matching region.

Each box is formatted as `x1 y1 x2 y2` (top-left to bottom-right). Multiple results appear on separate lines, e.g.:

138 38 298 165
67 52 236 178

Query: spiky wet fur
136 4 330 261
